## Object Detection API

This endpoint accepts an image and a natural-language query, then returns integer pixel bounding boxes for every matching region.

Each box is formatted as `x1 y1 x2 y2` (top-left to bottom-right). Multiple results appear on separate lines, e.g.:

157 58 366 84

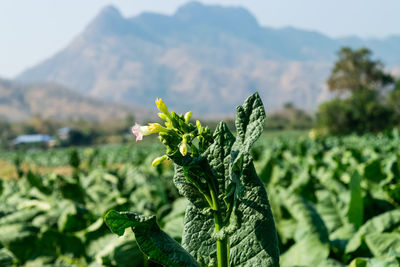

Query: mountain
17 2 400 115
0 78 148 122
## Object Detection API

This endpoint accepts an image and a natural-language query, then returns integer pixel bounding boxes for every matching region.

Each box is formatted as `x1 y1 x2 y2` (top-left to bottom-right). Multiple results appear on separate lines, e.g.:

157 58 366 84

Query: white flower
131 123 152 141
132 123 167 141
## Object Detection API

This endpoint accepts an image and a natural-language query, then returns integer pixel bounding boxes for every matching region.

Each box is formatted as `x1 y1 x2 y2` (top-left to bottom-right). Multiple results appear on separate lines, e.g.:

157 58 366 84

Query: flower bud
184 111 192 122
158 113 168 121
179 137 188 156
179 143 187 156
155 98 170 117
148 123 168 133
152 155 168 167
196 120 203 134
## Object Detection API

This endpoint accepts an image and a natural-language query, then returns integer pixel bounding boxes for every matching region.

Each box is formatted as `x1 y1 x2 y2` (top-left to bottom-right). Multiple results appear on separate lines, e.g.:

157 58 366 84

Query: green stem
214 211 229 267
209 183 229 267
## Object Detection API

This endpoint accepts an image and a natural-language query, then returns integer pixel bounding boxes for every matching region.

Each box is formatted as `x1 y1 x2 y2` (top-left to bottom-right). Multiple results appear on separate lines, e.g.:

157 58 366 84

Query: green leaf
346 209 400 253
91 233 145 267
0 223 40 262
363 159 385 183
348 257 399 267
180 93 279 266
317 258 346 267
280 192 330 266
316 190 348 234
348 258 367 267
282 192 329 243
162 198 188 240
234 92 266 151
281 235 330 267
347 171 364 229
364 233 400 258
26 171 52 195
104 210 200 267
205 121 235 200
0 248 15 266
0 208 42 226
173 164 209 209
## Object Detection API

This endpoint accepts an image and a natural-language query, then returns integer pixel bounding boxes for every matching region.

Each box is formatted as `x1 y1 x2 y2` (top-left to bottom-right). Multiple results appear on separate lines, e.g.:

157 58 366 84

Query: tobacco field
0 131 399 266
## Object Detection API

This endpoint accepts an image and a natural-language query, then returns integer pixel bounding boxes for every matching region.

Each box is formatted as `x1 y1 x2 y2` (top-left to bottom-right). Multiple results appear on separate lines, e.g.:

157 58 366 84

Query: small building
57 127 71 140
13 134 52 147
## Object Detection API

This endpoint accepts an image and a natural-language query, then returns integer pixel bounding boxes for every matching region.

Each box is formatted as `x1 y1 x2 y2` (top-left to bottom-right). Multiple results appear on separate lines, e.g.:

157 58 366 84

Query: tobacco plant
104 93 280 267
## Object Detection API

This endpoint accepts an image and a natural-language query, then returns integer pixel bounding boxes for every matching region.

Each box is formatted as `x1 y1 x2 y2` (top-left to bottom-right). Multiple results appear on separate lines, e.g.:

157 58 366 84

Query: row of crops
0 131 399 266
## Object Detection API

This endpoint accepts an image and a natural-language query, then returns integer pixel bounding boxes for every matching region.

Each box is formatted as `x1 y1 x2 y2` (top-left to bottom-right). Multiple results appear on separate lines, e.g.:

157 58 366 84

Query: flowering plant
105 93 279 267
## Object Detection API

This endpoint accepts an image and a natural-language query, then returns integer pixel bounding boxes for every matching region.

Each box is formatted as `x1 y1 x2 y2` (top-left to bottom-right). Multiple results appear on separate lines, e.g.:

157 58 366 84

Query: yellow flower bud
148 123 167 133
196 120 203 134
179 137 188 156
179 143 188 156
152 155 168 167
155 98 170 117
184 111 192 122
158 113 168 121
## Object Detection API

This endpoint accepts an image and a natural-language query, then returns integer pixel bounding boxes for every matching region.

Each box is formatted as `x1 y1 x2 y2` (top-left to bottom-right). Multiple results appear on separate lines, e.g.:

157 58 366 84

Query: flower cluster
132 98 213 166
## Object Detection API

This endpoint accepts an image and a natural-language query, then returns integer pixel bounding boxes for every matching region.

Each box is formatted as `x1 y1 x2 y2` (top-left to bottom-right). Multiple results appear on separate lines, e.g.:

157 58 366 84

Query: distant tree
0 120 15 148
318 47 395 135
388 79 400 126
283 102 295 109
122 113 135 133
327 47 394 94
266 103 313 130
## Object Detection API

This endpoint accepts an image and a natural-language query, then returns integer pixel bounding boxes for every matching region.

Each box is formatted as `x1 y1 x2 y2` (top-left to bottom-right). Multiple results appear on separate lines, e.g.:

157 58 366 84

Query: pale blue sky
1 0 399 78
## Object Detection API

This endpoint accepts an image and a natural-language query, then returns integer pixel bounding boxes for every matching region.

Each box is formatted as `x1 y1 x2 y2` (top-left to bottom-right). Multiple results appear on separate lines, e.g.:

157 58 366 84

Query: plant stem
214 211 229 267
209 183 230 267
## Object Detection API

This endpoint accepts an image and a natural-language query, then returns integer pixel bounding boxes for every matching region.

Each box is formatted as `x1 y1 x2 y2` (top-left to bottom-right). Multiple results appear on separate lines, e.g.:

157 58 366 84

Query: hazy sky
1 0 399 78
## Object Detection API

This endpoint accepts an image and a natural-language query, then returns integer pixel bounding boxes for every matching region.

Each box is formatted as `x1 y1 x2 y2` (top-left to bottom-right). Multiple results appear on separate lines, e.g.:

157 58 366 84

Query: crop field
0 130 399 266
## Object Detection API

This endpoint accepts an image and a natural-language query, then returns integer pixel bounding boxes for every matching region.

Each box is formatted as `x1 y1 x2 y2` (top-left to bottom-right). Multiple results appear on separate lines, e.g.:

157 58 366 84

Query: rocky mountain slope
0 79 148 122
17 2 400 115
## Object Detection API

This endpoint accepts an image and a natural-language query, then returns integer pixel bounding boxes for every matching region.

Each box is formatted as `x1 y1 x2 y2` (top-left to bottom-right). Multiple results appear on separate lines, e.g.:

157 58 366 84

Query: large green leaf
89 233 145 267
281 235 330 267
0 248 15 266
104 210 200 267
346 209 400 253
347 171 364 229
282 192 329 243
0 208 42 226
162 198 188 240
363 159 385 183
316 190 348 234
364 233 400 258
178 93 280 266
0 223 40 262
348 257 399 267
280 192 330 266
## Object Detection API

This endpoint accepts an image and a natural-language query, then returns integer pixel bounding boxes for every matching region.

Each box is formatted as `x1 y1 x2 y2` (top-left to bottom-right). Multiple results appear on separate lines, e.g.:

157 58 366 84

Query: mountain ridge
0 78 150 122
16 1 400 115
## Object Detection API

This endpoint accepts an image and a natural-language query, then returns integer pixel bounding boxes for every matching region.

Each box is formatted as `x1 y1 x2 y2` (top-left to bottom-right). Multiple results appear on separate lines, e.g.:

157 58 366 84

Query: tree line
317 47 400 135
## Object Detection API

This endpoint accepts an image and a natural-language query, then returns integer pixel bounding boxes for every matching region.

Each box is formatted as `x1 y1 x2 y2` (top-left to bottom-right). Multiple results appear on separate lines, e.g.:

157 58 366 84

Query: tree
388 79 400 125
327 47 393 94
318 47 395 135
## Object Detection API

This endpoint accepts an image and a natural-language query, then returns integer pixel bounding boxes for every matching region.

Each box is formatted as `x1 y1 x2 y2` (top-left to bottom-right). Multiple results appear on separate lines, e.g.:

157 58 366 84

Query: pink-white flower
131 123 167 141
131 123 151 141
